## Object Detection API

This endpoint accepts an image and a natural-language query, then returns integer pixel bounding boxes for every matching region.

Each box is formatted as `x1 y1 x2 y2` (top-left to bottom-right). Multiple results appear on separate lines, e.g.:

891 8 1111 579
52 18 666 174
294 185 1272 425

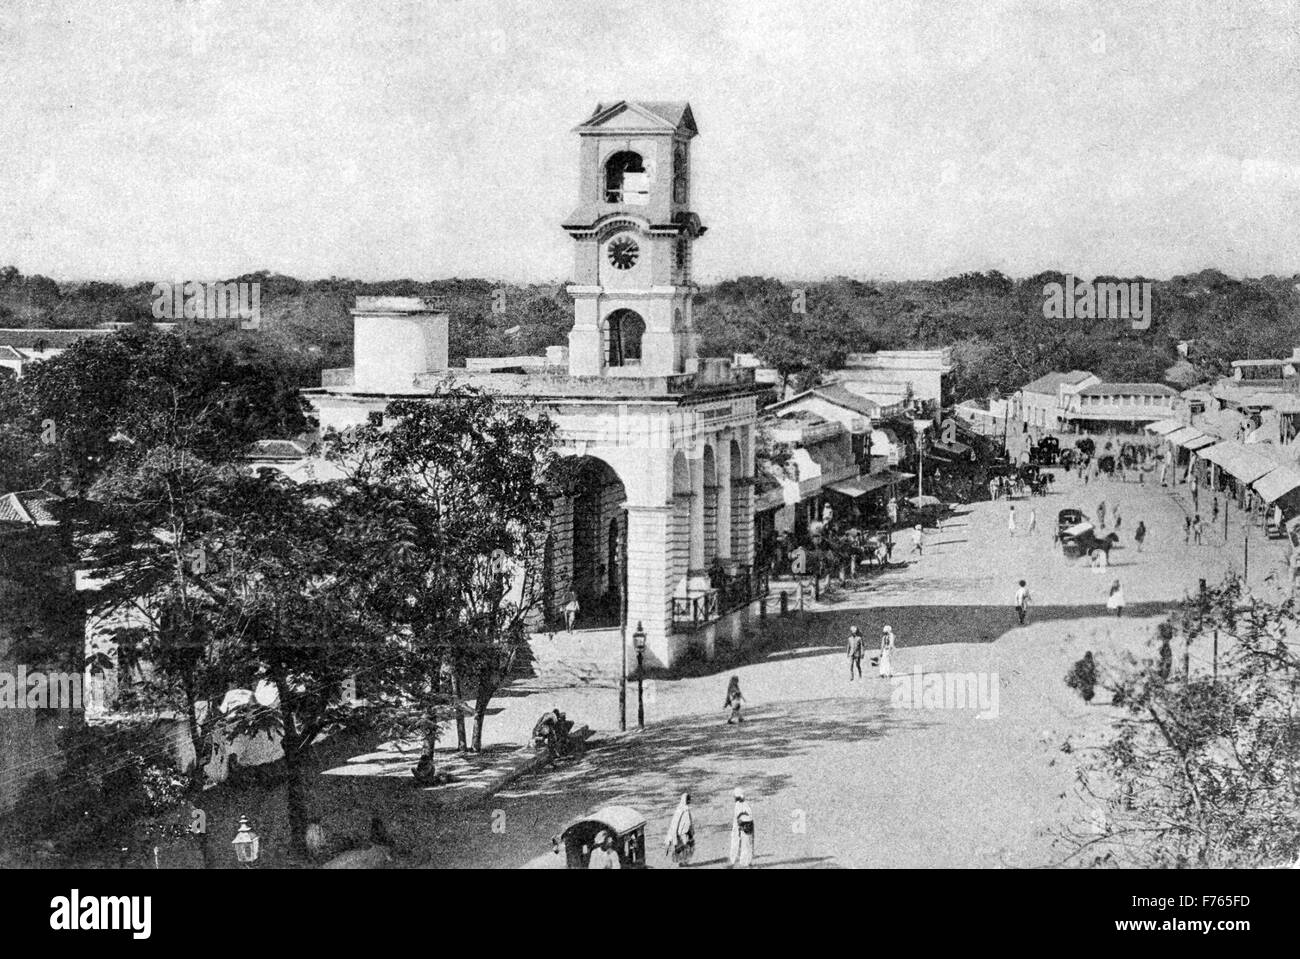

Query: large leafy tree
329 384 559 757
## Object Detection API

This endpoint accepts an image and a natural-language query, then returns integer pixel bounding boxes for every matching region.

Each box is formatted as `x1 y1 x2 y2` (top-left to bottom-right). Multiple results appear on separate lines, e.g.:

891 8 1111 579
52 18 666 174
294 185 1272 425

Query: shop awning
827 469 915 498
929 439 972 458
1146 419 1184 436
1166 426 1215 450
1252 465 1300 504
1197 442 1281 485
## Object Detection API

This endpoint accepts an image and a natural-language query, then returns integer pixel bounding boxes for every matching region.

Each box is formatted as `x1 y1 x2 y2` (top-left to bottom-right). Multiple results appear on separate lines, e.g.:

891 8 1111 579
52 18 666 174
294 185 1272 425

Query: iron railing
671 565 769 633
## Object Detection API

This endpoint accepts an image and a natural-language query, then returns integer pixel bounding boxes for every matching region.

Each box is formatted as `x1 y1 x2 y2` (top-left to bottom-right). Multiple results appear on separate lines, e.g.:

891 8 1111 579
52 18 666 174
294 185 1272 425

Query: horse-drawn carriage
1029 436 1061 466
1055 511 1120 564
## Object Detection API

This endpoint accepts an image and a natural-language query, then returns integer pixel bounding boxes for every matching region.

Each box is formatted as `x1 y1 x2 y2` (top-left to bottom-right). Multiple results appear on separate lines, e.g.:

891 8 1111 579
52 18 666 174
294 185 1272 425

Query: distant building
0 325 177 378
1062 382 1179 433
832 349 953 408
1014 370 1101 433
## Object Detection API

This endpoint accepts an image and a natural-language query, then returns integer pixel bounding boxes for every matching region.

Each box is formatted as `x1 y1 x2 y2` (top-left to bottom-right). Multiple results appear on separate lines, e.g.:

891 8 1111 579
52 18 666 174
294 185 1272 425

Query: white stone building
305 102 767 672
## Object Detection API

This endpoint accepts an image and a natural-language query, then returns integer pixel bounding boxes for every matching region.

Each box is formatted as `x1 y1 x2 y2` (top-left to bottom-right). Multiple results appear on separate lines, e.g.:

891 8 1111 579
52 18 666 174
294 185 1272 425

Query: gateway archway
544 455 627 630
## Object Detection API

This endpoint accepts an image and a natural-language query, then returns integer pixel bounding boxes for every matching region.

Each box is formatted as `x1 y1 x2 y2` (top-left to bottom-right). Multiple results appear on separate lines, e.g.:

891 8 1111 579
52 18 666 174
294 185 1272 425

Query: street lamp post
633 621 647 729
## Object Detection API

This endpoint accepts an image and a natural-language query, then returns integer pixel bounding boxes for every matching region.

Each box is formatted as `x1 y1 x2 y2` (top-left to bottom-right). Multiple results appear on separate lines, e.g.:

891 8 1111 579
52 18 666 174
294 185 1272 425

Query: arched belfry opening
603 309 645 367
604 151 648 205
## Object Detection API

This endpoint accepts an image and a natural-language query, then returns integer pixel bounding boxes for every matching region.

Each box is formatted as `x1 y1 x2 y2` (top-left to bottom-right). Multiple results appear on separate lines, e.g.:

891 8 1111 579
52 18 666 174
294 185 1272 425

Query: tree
1061 577 1300 867
328 383 559 756
216 472 389 855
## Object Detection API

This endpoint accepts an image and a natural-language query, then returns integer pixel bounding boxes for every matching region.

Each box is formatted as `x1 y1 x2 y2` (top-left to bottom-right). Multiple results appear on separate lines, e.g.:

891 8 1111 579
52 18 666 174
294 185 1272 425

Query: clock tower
563 101 705 378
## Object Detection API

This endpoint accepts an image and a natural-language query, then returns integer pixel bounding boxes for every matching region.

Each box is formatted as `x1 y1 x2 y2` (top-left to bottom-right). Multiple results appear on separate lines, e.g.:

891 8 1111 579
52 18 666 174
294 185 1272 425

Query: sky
1 0 1298 284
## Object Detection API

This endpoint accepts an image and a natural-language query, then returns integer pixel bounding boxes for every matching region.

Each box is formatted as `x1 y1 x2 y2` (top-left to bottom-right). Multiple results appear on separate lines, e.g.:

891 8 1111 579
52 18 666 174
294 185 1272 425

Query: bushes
2 721 193 862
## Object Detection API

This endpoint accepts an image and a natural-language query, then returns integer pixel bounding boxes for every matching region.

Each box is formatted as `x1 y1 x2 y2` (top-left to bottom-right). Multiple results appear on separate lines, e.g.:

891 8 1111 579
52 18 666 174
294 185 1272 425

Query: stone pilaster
731 478 755 567
716 436 733 560
625 504 674 670
702 484 719 566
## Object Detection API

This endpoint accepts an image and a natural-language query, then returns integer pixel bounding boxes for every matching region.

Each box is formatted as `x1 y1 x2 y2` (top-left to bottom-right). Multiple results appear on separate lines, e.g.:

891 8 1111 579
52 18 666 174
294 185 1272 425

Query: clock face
607 235 639 270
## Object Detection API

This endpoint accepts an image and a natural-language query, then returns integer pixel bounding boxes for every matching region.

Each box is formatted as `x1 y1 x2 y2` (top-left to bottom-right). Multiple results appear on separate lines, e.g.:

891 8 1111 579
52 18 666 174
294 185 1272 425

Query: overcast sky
1 0 1298 284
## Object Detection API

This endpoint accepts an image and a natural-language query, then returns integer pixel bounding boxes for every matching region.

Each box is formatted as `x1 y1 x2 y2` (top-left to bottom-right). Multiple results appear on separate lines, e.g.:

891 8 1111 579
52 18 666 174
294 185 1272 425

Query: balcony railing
670 564 769 633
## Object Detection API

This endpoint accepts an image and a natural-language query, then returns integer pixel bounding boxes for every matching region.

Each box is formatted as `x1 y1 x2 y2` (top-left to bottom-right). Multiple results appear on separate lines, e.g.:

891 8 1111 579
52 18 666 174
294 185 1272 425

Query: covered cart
552 806 648 869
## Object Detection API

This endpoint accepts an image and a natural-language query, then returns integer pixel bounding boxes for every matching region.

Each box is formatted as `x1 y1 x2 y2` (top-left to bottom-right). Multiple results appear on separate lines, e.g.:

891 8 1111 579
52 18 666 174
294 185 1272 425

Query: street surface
420 469 1289 868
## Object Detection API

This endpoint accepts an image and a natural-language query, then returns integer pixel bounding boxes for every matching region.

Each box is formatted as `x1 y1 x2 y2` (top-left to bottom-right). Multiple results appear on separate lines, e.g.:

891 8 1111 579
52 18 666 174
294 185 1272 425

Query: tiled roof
1078 382 1178 397
246 439 308 460
812 383 880 416
580 101 697 134
0 490 61 526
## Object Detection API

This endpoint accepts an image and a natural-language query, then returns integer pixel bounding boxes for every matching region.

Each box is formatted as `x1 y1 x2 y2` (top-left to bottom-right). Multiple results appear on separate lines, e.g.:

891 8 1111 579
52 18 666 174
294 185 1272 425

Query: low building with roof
1013 370 1101 433
1061 382 1180 433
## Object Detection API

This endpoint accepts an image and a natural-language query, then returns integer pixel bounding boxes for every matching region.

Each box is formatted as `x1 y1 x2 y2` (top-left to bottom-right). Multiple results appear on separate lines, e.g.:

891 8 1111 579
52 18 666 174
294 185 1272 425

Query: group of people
846 624 897 680
1011 577 1125 623
660 789 756 868
588 789 757 869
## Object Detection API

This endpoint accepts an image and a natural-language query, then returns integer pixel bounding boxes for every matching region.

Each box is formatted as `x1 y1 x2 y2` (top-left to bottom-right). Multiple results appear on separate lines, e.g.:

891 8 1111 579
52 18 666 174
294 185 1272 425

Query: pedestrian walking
588 830 622 869
847 625 865 681
1157 634 1173 681
911 524 923 557
563 591 580 632
729 788 755 868
1212 497 1219 523
1106 579 1125 617
1192 513 1203 545
1113 504 1122 531
664 793 695 866
1008 504 1017 536
1014 579 1032 625
887 496 898 527
723 675 746 724
1191 477 1200 510
1134 520 1146 552
878 625 896 678
1097 500 1107 529
1028 507 1037 533
1184 515 1192 543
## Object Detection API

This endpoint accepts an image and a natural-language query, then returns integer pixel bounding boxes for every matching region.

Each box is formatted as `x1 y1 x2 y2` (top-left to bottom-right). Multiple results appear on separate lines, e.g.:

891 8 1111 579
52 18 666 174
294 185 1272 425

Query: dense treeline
4 266 1299 404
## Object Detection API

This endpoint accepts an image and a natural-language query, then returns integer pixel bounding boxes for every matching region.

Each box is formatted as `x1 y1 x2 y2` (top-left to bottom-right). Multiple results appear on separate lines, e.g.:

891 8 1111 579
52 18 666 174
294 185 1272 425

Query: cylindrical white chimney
351 296 449 392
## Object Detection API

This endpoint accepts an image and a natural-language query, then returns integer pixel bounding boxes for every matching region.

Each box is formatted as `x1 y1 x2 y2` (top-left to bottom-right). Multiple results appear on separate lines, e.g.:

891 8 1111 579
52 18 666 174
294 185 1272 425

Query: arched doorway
544 455 627 629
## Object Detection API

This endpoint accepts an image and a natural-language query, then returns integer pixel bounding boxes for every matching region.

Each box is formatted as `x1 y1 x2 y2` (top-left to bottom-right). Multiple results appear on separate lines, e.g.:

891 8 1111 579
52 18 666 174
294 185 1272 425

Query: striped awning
1146 418 1184 436
1253 466 1300 504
